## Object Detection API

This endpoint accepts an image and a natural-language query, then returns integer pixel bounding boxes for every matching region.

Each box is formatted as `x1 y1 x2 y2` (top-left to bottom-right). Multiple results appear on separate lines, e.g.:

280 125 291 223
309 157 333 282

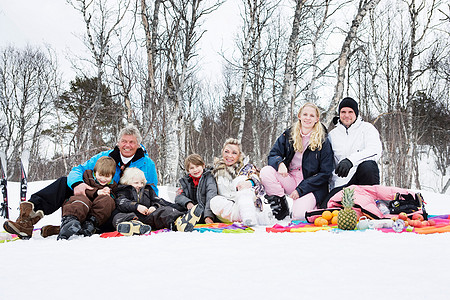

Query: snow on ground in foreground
1 181 449 300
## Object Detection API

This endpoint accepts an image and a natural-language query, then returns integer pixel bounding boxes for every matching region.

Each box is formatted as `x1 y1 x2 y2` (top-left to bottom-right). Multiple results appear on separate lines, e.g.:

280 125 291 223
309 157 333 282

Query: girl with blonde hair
260 103 334 220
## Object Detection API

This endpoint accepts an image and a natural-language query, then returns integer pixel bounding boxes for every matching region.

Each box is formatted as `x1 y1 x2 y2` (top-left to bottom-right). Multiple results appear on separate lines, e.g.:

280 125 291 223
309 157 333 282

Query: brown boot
40 225 60 238
3 201 44 239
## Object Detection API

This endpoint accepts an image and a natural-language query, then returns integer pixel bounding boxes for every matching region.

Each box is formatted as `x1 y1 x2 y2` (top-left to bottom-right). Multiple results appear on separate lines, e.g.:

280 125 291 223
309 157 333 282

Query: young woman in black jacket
260 103 334 220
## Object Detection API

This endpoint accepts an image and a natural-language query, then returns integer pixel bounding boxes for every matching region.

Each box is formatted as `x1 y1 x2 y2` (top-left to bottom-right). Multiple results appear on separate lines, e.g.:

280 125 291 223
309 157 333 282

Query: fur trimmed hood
212 157 244 181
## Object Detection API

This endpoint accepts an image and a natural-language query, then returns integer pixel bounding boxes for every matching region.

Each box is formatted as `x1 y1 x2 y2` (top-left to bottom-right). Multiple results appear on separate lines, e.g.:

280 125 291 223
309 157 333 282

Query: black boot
58 215 81 240
265 195 289 221
79 215 98 237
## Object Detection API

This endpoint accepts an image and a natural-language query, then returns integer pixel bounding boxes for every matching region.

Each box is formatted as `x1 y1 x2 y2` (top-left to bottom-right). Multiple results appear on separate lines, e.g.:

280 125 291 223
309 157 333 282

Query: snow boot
174 204 203 232
41 225 60 238
3 201 44 239
256 202 275 226
79 215 98 237
237 189 258 226
266 195 289 221
58 215 82 240
117 220 151 236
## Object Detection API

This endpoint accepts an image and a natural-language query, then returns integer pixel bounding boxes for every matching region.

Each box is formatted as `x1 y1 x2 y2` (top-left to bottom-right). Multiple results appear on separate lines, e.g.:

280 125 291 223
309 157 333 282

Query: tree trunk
324 0 381 126
279 0 306 130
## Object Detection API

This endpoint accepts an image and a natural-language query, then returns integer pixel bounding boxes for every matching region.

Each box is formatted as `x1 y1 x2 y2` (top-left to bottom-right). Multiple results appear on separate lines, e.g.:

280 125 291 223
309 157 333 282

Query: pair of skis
0 151 29 219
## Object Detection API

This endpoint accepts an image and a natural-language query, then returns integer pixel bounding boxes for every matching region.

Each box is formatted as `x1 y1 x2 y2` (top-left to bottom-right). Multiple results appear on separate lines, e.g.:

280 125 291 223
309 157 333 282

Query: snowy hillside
1 181 449 300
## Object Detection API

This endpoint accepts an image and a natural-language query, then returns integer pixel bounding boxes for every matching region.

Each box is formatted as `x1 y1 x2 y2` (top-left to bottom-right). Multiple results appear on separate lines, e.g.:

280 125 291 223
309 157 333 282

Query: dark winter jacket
175 168 218 219
267 127 334 208
115 184 181 214
113 184 184 230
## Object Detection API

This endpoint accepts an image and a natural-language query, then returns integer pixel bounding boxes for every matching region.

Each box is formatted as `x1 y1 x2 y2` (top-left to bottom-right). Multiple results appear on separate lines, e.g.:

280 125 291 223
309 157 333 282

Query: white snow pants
210 189 273 226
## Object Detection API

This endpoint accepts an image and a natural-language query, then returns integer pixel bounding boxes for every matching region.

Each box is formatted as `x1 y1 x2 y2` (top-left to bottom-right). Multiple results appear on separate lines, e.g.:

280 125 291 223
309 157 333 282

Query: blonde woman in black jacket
260 103 334 220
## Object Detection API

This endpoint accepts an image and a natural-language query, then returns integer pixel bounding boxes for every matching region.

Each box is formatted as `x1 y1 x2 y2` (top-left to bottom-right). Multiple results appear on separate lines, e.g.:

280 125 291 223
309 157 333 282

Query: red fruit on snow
398 212 408 221
414 220 423 228
412 214 424 221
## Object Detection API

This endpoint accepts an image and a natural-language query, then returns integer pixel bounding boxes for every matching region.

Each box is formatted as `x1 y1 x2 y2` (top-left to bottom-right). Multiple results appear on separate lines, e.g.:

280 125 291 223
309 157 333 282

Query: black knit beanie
338 97 359 118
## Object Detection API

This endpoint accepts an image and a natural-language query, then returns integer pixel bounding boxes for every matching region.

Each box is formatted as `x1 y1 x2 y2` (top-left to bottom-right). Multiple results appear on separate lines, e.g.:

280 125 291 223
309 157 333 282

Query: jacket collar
338 117 362 132
109 146 145 165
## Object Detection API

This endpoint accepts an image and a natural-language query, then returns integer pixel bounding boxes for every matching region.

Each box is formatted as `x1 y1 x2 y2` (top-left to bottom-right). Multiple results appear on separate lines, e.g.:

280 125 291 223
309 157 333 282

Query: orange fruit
314 217 322 226
332 210 339 217
314 217 328 227
322 210 332 221
331 215 338 225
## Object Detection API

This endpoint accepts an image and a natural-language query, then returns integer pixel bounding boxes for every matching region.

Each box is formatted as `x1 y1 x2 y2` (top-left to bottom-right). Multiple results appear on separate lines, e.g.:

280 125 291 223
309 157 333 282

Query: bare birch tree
235 0 277 142
278 0 306 129
67 0 131 154
323 0 380 125
139 0 221 184
0 45 59 180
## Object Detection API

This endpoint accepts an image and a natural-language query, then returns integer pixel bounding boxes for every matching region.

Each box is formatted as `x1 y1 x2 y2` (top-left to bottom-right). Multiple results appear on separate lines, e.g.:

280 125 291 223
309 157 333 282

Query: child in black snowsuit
175 154 218 223
113 167 203 234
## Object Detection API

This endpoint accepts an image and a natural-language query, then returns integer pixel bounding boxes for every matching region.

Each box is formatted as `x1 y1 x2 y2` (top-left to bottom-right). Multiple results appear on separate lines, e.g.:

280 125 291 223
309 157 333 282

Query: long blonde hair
291 103 325 152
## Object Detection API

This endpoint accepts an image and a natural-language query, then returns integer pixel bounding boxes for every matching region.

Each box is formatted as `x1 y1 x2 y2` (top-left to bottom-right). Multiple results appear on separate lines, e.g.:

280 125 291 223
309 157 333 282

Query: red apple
412 214 424 221
422 221 429 227
428 220 436 226
398 212 408 221
415 220 423 228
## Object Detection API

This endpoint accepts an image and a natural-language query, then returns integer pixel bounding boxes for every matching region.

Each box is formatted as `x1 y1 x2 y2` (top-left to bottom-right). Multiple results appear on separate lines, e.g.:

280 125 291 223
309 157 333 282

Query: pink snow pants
260 165 316 220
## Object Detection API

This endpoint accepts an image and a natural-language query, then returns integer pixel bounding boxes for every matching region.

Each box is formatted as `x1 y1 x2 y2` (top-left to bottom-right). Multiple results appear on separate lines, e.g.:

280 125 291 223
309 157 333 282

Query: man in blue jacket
3 125 158 239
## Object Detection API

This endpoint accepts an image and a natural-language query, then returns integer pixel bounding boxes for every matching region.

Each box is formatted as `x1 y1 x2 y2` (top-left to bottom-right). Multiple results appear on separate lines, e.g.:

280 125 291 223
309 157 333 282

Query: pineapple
337 188 357 230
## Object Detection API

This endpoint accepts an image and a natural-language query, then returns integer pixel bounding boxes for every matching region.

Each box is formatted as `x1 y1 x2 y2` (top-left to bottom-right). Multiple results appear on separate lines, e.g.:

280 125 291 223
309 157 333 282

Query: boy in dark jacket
114 167 203 234
175 154 218 223
57 156 118 240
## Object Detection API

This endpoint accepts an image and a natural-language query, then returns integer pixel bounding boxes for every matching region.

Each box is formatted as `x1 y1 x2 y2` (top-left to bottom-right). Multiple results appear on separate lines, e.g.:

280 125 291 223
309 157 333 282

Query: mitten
335 158 353 177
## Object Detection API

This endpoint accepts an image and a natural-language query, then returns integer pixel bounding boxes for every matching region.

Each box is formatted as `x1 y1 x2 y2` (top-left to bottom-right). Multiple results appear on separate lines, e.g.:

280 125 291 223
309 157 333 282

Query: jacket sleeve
67 151 110 190
140 157 159 196
203 174 218 219
348 123 382 166
83 171 101 200
115 190 139 213
267 131 289 170
174 178 194 208
85 187 99 200
296 138 334 197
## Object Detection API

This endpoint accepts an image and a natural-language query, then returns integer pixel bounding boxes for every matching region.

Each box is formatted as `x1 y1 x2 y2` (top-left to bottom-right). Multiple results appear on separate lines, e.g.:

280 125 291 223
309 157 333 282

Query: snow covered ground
1 181 449 300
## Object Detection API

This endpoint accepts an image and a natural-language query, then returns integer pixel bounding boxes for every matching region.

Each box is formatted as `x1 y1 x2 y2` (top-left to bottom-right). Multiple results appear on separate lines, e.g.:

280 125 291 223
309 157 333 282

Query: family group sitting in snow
4 97 415 240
